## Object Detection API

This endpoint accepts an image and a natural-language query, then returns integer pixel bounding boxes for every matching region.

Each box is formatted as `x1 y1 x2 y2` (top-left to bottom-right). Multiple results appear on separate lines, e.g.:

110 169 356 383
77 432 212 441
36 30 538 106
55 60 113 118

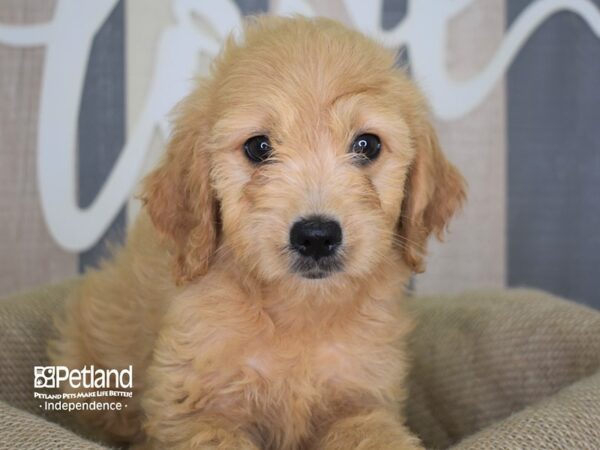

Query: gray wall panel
381 0 408 30
507 0 600 308
235 0 269 15
77 0 126 271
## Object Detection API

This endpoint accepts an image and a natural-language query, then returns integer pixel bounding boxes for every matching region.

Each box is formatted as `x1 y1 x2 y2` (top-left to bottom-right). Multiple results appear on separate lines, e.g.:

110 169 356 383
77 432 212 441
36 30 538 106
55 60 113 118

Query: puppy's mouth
290 256 344 280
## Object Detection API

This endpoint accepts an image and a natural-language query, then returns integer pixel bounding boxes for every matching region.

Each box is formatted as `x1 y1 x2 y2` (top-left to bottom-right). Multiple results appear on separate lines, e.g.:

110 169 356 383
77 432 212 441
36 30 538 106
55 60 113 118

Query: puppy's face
211 76 413 283
143 18 466 286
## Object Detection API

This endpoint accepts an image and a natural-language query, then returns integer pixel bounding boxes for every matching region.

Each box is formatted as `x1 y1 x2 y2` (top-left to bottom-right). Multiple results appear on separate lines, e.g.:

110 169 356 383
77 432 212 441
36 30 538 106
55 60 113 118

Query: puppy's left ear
398 120 466 273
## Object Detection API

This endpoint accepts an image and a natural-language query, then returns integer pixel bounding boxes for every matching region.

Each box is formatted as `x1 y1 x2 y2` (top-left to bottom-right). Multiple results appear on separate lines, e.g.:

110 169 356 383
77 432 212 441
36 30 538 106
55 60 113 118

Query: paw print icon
34 366 56 388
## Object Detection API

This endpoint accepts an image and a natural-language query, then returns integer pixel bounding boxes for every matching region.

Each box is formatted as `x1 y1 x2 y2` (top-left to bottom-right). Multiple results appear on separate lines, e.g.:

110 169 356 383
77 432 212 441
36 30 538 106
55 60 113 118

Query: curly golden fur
50 16 466 450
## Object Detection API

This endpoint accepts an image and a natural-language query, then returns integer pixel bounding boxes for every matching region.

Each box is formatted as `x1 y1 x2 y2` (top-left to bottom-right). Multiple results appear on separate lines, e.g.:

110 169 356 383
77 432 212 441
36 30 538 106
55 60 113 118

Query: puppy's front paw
318 410 423 450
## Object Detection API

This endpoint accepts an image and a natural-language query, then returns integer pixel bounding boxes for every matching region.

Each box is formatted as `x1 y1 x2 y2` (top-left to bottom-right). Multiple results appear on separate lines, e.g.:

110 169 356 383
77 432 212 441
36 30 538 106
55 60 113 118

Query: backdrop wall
0 0 599 308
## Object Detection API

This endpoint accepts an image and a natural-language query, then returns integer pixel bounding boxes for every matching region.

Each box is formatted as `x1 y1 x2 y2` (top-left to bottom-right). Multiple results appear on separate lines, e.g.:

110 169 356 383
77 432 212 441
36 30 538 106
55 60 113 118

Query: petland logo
34 365 133 389
34 366 133 412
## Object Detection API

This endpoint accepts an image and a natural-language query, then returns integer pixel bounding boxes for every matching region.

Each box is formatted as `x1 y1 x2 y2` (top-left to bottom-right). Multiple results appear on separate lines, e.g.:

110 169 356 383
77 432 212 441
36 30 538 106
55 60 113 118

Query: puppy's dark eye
244 135 272 164
350 133 381 163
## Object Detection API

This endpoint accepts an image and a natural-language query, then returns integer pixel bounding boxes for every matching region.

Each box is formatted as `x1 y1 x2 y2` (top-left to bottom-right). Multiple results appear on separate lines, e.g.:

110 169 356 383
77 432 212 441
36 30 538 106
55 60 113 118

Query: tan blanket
1 282 598 449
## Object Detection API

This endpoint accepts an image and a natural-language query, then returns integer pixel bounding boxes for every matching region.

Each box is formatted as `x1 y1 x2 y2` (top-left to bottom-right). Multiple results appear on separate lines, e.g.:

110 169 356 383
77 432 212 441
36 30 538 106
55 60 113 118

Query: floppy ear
398 120 466 273
141 105 218 285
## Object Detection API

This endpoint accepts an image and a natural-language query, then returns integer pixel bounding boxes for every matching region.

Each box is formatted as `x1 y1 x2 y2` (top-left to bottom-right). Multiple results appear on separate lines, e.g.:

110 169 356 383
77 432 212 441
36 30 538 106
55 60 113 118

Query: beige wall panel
0 0 77 296
126 0 172 129
306 0 352 25
125 0 172 222
416 0 507 294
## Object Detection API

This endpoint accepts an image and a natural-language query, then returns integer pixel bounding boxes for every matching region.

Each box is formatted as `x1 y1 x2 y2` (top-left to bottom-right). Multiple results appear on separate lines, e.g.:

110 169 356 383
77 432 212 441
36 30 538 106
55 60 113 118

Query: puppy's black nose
290 217 342 260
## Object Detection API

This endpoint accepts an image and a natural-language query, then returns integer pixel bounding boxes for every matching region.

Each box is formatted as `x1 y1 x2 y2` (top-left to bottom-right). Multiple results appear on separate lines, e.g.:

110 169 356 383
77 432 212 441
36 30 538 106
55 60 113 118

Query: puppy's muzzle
289 216 343 279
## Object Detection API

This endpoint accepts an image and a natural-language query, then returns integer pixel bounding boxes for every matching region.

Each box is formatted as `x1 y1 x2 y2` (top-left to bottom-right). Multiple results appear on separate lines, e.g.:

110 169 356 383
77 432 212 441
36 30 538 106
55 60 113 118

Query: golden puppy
50 16 465 450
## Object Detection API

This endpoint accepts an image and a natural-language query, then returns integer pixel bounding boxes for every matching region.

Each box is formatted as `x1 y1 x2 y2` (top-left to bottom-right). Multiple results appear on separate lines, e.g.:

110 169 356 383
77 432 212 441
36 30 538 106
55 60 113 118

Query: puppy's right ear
141 103 218 285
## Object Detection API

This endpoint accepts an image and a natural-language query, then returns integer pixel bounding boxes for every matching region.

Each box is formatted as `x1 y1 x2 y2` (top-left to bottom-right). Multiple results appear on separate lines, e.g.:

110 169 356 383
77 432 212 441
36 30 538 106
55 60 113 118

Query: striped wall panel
0 0 77 295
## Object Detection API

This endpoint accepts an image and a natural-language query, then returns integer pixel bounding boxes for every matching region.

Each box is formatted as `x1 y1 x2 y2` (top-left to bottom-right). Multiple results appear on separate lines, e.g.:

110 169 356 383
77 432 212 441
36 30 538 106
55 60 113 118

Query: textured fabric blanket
0 281 599 449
